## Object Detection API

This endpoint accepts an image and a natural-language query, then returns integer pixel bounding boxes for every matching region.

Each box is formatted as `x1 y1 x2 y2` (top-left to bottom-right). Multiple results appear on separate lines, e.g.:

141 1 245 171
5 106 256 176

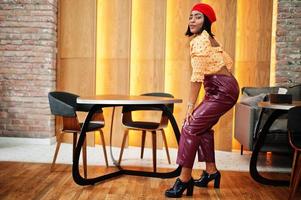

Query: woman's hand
184 81 202 125
184 103 195 125
183 81 201 126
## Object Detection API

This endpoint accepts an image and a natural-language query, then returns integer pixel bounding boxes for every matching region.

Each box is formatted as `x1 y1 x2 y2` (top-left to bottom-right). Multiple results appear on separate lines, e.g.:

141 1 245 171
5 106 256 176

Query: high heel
194 170 221 188
165 178 194 198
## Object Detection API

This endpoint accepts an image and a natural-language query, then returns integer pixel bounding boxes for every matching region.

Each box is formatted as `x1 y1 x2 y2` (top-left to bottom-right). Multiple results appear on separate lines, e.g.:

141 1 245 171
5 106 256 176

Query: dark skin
180 11 232 182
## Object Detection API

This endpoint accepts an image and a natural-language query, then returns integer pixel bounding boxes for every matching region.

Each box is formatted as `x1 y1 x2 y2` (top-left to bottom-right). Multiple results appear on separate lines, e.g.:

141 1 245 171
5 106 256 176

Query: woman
165 3 239 198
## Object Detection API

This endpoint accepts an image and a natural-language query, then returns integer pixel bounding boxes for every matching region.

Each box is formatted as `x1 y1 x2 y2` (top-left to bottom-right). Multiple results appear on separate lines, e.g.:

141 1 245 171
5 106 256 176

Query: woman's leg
176 75 239 178
179 167 193 182
197 129 217 173
177 164 218 183
176 123 202 174
198 130 218 173
178 163 218 182
206 162 217 174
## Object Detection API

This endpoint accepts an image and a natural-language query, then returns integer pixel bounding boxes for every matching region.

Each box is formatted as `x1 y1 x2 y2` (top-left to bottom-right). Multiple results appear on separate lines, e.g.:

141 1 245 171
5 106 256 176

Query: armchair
234 84 301 155
48 91 108 177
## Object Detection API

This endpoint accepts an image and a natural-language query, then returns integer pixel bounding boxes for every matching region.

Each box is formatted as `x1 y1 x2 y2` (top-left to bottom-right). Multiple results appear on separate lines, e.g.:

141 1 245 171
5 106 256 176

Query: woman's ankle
205 162 217 174
205 169 218 175
179 176 192 183
179 167 193 182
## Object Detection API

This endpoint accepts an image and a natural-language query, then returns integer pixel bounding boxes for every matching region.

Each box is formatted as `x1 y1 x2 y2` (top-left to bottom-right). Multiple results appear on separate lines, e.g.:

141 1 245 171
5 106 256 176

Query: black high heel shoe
194 170 221 188
165 178 194 198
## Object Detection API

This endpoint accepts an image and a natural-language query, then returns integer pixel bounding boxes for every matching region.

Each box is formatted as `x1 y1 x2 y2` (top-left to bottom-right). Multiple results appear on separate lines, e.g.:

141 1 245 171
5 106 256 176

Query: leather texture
177 74 239 168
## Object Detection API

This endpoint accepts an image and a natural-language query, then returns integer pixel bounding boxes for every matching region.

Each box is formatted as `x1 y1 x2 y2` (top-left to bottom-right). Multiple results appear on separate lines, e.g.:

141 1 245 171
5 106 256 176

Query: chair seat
265 131 289 144
79 122 105 131
123 121 161 130
260 132 291 153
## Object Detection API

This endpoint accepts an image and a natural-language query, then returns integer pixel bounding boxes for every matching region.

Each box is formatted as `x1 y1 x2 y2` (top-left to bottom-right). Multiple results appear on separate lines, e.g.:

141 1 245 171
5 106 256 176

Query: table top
258 101 301 110
77 94 183 105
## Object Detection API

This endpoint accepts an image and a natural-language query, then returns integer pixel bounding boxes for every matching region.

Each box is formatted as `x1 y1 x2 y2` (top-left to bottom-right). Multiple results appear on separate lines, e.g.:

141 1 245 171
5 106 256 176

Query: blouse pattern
190 31 233 82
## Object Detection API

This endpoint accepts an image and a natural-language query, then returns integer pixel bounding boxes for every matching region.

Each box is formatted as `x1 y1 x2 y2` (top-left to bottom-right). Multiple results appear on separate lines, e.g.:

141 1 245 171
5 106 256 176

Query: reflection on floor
0 162 297 200
0 141 292 172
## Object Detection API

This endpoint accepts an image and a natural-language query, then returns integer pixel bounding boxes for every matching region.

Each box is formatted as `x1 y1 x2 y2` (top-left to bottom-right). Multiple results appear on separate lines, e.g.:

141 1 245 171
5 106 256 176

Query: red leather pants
176 74 239 168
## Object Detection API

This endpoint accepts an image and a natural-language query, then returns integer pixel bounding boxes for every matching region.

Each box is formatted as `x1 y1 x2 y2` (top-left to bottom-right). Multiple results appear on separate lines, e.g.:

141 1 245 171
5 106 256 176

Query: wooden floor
0 161 300 200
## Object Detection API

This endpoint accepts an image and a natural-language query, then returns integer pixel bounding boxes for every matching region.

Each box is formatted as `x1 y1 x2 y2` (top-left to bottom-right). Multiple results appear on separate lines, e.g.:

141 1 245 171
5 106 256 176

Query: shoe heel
186 182 194 196
214 175 221 188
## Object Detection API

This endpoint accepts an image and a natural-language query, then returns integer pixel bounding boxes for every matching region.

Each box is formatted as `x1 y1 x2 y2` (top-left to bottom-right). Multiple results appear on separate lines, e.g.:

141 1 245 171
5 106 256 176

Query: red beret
191 3 216 23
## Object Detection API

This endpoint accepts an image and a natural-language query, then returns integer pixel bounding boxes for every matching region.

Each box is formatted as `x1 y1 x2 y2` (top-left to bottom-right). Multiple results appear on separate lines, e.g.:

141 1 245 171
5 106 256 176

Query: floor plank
0 161 300 200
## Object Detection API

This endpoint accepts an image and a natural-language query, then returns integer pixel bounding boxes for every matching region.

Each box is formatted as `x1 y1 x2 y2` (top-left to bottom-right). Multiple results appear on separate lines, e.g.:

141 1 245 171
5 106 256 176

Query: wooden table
73 95 182 185
250 101 301 186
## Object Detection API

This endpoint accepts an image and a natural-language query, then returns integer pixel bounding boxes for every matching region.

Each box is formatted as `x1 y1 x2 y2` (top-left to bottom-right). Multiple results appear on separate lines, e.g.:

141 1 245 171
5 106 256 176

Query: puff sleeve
190 34 211 82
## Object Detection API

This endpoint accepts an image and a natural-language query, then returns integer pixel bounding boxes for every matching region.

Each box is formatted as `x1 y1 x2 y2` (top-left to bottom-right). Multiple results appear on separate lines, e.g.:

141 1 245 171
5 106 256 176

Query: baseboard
0 136 57 145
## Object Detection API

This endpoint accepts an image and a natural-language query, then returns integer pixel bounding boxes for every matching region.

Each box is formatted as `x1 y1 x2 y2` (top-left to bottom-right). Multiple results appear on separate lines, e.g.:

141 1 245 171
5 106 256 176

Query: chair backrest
48 91 81 131
142 92 174 114
288 106 301 149
242 86 281 97
122 92 174 113
48 91 105 132
242 84 301 101
48 91 78 117
121 92 174 126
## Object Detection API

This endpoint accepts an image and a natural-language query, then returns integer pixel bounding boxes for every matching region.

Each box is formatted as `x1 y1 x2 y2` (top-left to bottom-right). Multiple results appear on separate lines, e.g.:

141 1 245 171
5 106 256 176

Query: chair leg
140 130 146 159
240 145 243 155
82 138 87 179
51 132 64 172
290 150 299 188
161 129 171 164
99 130 109 167
151 131 157 173
289 150 301 200
72 132 77 160
118 130 128 165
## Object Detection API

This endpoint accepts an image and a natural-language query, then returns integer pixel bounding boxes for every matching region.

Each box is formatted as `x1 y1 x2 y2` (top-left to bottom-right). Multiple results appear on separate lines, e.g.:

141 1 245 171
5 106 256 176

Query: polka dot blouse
190 30 233 82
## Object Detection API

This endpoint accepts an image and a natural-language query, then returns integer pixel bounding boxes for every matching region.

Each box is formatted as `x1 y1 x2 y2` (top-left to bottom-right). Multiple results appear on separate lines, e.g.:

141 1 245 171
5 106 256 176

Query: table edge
77 96 183 105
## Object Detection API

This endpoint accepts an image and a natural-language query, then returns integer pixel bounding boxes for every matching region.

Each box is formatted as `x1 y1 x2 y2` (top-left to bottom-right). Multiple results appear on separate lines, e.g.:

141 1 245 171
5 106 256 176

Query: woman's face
189 11 204 34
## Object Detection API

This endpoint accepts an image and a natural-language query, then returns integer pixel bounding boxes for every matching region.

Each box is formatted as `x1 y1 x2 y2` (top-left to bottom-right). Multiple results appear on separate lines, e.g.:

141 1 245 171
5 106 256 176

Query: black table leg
249 109 290 186
72 104 124 185
109 104 182 178
72 104 182 185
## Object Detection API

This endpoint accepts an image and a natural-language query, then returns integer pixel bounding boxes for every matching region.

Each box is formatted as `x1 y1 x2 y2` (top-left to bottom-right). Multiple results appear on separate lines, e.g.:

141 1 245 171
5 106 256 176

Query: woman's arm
186 81 202 120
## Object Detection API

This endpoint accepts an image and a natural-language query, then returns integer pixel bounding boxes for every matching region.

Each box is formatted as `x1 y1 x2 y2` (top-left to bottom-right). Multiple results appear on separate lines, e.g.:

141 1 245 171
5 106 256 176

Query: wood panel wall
164 0 201 148
233 0 274 149
202 0 237 151
128 0 167 147
58 0 273 151
57 0 97 145
235 0 273 88
96 0 131 147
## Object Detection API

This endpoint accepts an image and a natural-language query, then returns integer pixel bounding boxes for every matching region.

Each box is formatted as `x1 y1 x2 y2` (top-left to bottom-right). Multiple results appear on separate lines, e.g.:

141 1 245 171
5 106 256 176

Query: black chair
48 91 108 177
287 106 301 200
118 92 174 172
